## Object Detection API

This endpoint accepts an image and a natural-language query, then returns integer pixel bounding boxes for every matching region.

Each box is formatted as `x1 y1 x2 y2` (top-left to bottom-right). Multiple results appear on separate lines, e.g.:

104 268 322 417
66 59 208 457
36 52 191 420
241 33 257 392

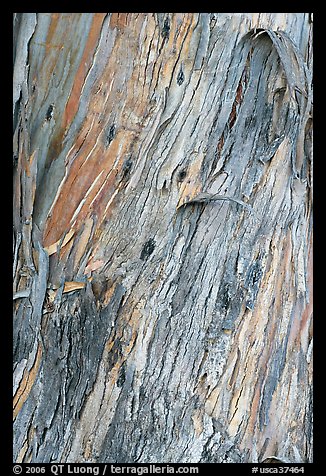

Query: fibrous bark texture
13 13 313 463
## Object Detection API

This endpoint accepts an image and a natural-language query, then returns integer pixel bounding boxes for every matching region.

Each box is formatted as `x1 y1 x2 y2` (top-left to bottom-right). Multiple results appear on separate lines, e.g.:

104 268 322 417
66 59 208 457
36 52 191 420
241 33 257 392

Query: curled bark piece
180 192 254 213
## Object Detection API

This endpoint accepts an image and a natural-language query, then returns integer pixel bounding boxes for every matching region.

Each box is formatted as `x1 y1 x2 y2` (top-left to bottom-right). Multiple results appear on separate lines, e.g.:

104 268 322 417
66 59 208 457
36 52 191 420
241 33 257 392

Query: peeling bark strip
13 13 312 463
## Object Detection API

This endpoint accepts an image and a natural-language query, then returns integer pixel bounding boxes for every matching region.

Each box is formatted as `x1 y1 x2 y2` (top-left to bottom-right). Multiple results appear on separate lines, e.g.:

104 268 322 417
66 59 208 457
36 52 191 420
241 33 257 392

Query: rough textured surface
13 13 313 463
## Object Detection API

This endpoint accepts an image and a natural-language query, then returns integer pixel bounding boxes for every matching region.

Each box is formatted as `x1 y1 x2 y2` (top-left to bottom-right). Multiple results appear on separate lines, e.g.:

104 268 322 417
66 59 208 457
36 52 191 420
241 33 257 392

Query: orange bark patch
63 281 85 293
44 228 75 256
43 127 136 248
246 376 263 435
229 80 243 130
13 344 42 420
85 259 104 275
110 13 129 30
73 217 94 270
300 234 313 333
176 153 205 208
62 13 107 132
45 13 60 53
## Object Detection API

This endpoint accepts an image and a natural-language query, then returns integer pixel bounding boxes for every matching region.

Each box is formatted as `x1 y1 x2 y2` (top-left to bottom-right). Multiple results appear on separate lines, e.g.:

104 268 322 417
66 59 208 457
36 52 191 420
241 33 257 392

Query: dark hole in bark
46 104 54 121
122 157 133 179
177 69 185 86
178 169 187 182
117 364 126 387
220 283 231 311
140 238 156 260
105 124 116 147
107 339 122 371
162 18 170 38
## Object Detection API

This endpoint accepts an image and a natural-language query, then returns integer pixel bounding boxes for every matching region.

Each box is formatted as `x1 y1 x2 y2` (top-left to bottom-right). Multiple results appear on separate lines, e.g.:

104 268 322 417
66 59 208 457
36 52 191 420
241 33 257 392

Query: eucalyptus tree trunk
13 13 313 464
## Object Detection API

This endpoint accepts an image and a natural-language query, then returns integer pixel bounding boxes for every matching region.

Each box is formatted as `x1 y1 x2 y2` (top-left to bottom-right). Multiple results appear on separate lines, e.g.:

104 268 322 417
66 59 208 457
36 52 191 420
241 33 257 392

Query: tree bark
13 13 313 463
